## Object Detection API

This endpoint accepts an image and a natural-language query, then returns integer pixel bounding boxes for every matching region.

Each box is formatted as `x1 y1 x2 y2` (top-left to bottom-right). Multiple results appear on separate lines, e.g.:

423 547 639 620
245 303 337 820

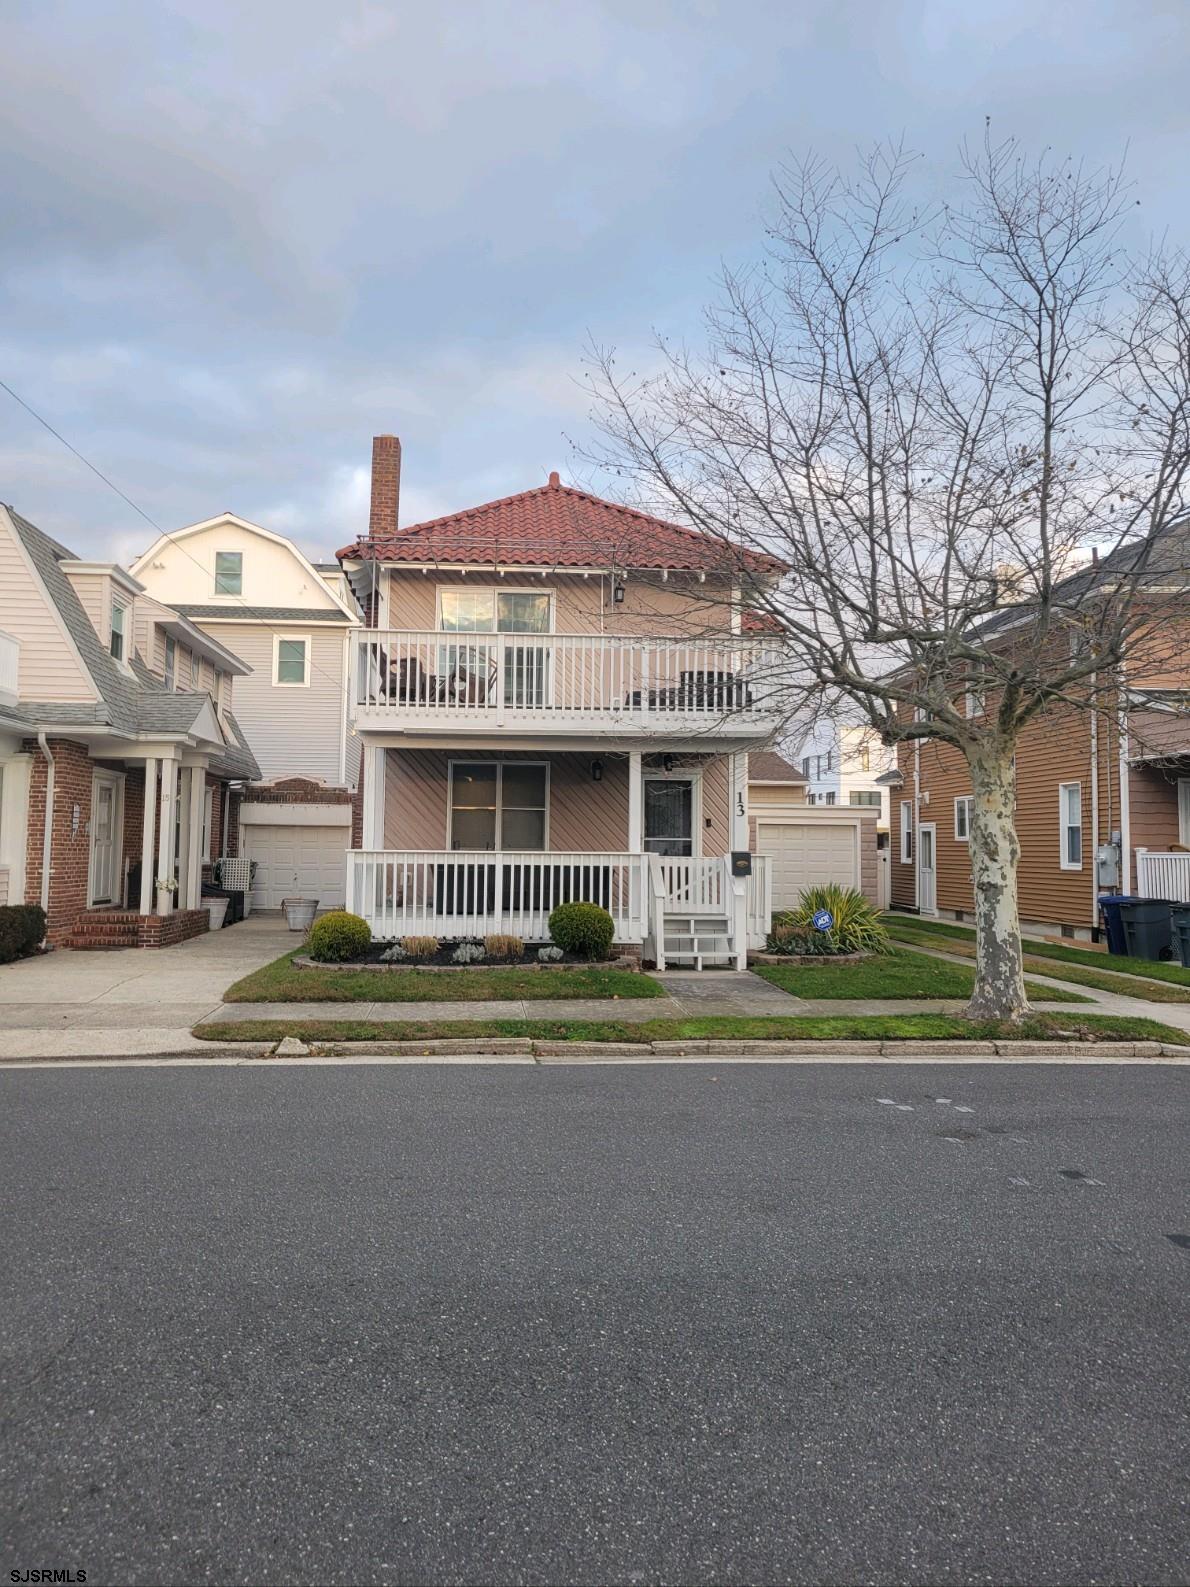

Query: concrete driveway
0 913 293 1050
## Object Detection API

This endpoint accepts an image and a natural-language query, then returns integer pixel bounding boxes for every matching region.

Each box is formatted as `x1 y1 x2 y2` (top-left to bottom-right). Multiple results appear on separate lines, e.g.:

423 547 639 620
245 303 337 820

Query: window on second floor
1059 782 1083 869
824 790 836 805
215 551 242 596
109 600 126 662
859 744 870 771
850 790 881 807
190 650 201 687
801 756 811 777
438 588 552 633
164 634 176 690
900 800 914 864
274 636 309 687
954 795 973 842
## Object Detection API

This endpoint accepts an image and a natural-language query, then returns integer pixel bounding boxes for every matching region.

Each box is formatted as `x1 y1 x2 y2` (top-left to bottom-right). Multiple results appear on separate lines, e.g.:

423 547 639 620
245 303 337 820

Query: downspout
1089 695 1099 926
913 737 921 911
1118 707 1132 894
36 732 55 926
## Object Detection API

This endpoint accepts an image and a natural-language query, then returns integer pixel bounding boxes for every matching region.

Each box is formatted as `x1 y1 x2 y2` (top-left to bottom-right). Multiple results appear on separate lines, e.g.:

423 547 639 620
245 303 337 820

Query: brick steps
67 908 209 950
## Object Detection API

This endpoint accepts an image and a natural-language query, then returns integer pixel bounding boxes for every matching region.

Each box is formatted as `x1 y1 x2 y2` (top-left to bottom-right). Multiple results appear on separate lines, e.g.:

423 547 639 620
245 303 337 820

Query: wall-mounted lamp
613 583 626 604
590 759 604 783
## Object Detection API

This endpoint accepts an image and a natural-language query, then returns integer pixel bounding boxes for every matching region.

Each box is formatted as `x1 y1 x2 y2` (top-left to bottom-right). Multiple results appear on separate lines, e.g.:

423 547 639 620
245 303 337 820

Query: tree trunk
964 743 1029 1022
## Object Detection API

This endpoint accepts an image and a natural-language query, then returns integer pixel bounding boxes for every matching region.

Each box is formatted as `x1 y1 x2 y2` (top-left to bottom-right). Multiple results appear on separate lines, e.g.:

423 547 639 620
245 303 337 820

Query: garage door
758 821 859 909
243 825 350 911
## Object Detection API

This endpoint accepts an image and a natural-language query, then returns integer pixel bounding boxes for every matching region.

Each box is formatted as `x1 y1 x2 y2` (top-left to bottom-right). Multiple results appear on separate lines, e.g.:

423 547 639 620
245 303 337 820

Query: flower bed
293 948 640 973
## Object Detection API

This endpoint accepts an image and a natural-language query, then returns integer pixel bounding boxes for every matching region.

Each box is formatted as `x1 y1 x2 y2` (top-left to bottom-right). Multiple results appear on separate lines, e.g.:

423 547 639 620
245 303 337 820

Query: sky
1 0 1188 566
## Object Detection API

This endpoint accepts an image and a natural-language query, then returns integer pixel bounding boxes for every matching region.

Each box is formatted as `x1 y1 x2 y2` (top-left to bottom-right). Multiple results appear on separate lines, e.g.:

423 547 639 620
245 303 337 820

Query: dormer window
215 551 242 596
164 634 176 690
109 599 126 662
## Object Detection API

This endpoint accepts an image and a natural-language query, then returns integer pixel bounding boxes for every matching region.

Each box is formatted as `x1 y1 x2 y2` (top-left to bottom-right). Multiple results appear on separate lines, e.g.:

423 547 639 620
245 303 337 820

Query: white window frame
214 550 243 597
954 796 972 842
900 800 914 864
1059 781 1083 870
109 597 126 662
447 759 550 851
435 585 555 634
163 633 176 690
273 633 311 688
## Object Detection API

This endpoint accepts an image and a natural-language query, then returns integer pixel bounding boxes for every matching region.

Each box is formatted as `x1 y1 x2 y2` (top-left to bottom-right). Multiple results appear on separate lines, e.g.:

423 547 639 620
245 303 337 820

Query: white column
184 767 205 910
362 744 386 849
155 758 178 914
729 750 749 852
139 758 157 915
628 751 643 853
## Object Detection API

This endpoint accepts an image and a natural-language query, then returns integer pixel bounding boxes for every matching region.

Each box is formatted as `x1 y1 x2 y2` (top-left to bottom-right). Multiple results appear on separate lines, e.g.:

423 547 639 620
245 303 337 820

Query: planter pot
282 897 319 933
204 896 230 931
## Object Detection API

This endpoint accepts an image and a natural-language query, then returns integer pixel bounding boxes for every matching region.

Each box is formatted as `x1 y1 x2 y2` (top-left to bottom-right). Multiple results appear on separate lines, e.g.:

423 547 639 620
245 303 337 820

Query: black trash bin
1171 903 1190 970
1118 898 1176 962
1098 894 1142 957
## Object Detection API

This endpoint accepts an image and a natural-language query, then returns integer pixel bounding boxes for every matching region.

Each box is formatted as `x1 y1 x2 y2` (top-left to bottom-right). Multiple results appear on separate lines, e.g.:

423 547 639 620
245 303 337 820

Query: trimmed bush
0 904 46 964
452 941 486 965
484 933 524 962
306 910 372 963
400 935 440 962
548 901 615 960
785 885 890 956
537 944 564 963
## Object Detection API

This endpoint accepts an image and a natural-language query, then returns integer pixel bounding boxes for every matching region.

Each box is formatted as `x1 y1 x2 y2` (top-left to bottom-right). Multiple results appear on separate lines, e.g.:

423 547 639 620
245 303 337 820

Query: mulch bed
293 951 640 973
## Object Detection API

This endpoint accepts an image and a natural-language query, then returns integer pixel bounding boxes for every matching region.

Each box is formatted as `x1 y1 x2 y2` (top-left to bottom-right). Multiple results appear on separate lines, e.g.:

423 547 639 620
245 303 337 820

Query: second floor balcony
352 629 784 741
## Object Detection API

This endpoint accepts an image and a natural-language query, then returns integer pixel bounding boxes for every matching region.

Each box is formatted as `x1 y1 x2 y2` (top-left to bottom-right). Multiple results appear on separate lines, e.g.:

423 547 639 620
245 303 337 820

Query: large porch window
448 761 548 850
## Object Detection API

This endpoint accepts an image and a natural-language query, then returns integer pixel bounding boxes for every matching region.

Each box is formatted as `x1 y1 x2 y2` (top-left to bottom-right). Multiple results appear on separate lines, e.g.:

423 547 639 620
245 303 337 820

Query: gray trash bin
1118 898 1175 962
1171 904 1190 970
282 897 319 933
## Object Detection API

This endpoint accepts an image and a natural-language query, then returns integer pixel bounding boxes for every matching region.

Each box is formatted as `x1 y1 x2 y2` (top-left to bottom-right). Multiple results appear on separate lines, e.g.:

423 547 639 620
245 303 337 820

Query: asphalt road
1 1062 1187 1587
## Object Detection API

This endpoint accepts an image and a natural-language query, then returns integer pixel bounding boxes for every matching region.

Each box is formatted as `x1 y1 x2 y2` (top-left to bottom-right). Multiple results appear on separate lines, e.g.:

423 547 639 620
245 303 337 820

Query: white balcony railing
347 849 648 942
1136 849 1190 903
0 628 18 702
353 630 782 726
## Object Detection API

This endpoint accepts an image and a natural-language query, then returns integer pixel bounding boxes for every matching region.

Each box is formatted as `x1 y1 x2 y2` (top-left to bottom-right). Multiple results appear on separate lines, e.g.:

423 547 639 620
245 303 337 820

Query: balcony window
215 551 242 596
438 588 552 634
448 761 548 850
439 588 553 708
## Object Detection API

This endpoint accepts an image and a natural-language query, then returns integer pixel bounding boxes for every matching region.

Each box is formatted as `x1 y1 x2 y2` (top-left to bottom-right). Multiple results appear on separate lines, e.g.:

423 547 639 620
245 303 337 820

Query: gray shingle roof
209 712 261 782
172 604 352 623
8 508 262 780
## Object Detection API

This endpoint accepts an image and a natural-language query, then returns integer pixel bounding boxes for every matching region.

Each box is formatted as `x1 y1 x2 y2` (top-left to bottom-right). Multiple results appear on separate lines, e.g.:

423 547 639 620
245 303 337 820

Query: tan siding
1129 765 1184 876
0 511 98 703
749 784 807 807
62 570 108 639
699 754 730 854
192 623 347 784
383 571 733 637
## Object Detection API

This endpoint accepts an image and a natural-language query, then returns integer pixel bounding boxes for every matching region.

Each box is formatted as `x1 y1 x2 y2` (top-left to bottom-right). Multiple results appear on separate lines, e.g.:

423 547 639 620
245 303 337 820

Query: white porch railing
654 856 729 913
746 856 772 949
347 850 647 942
353 630 781 724
1136 850 1190 903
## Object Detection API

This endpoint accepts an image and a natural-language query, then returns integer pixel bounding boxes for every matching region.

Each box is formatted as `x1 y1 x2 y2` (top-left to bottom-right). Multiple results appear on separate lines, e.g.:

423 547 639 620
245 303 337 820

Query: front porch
352 746 772 968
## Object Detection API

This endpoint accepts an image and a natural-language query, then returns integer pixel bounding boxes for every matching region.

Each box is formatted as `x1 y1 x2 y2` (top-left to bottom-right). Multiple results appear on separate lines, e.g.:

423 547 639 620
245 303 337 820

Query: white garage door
758 821 859 909
243 825 350 911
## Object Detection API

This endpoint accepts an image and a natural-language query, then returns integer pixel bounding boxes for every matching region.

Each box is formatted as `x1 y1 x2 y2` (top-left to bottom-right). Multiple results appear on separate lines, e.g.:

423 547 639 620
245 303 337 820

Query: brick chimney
369 434 401 538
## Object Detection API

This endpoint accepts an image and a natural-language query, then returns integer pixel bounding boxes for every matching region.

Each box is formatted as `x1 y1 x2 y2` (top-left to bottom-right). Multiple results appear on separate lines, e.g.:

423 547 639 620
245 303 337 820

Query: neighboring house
888 520 1190 938
794 721 895 826
336 435 787 967
130 513 362 910
746 748 880 909
0 503 259 947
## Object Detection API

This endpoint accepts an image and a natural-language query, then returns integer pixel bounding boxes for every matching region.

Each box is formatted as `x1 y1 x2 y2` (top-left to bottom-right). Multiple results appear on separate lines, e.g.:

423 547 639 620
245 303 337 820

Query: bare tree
585 135 1190 1021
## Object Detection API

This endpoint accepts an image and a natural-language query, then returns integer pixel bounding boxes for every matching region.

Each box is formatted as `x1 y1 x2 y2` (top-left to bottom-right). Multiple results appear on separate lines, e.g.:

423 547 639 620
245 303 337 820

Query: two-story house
336 437 786 967
0 502 260 947
131 513 362 910
795 721 895 826
888 519 1190 937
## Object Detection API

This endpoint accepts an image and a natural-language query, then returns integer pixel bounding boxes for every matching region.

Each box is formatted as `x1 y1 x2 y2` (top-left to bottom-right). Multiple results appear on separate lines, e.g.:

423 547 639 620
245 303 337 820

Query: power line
0 375 361 731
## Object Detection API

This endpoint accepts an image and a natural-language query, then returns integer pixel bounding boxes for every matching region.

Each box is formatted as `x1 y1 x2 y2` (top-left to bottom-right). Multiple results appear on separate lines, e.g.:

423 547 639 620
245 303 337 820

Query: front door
918 822 937 915
644 778 694 856
89 775 120 904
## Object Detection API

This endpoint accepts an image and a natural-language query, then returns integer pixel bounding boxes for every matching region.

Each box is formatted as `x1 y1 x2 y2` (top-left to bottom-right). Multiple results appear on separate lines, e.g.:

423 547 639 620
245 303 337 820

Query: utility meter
1096 842 1120 888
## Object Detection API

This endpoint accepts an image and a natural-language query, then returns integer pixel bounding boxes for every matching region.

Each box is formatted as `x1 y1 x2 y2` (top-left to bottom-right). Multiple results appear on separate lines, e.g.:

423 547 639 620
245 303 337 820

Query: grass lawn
752 946 1088 1003
883 915 1190 1001
196 1011 1190 1045
223 951 663 1004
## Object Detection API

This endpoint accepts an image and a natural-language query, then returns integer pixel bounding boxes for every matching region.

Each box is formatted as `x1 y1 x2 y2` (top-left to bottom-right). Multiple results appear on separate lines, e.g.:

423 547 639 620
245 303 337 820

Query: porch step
68 909 141 950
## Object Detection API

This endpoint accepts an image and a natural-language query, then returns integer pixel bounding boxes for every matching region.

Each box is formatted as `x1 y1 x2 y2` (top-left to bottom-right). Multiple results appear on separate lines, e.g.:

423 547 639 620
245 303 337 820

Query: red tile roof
741 610 783 633
337 473 784 575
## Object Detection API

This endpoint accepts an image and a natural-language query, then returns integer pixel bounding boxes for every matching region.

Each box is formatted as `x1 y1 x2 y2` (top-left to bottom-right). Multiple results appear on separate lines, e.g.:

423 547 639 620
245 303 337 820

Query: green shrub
306 910 372 963
786 885 890 955
0 904 46 963
548 901 615 960
765 921 841 957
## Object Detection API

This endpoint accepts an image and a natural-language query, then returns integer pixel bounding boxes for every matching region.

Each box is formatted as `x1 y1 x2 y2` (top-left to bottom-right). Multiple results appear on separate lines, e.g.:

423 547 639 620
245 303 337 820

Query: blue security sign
811 908 834 932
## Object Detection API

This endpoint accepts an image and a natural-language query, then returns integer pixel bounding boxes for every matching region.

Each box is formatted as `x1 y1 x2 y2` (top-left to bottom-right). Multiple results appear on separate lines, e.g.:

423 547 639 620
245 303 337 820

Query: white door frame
88 769 125 906
643 771 703 858
917 820 937 916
